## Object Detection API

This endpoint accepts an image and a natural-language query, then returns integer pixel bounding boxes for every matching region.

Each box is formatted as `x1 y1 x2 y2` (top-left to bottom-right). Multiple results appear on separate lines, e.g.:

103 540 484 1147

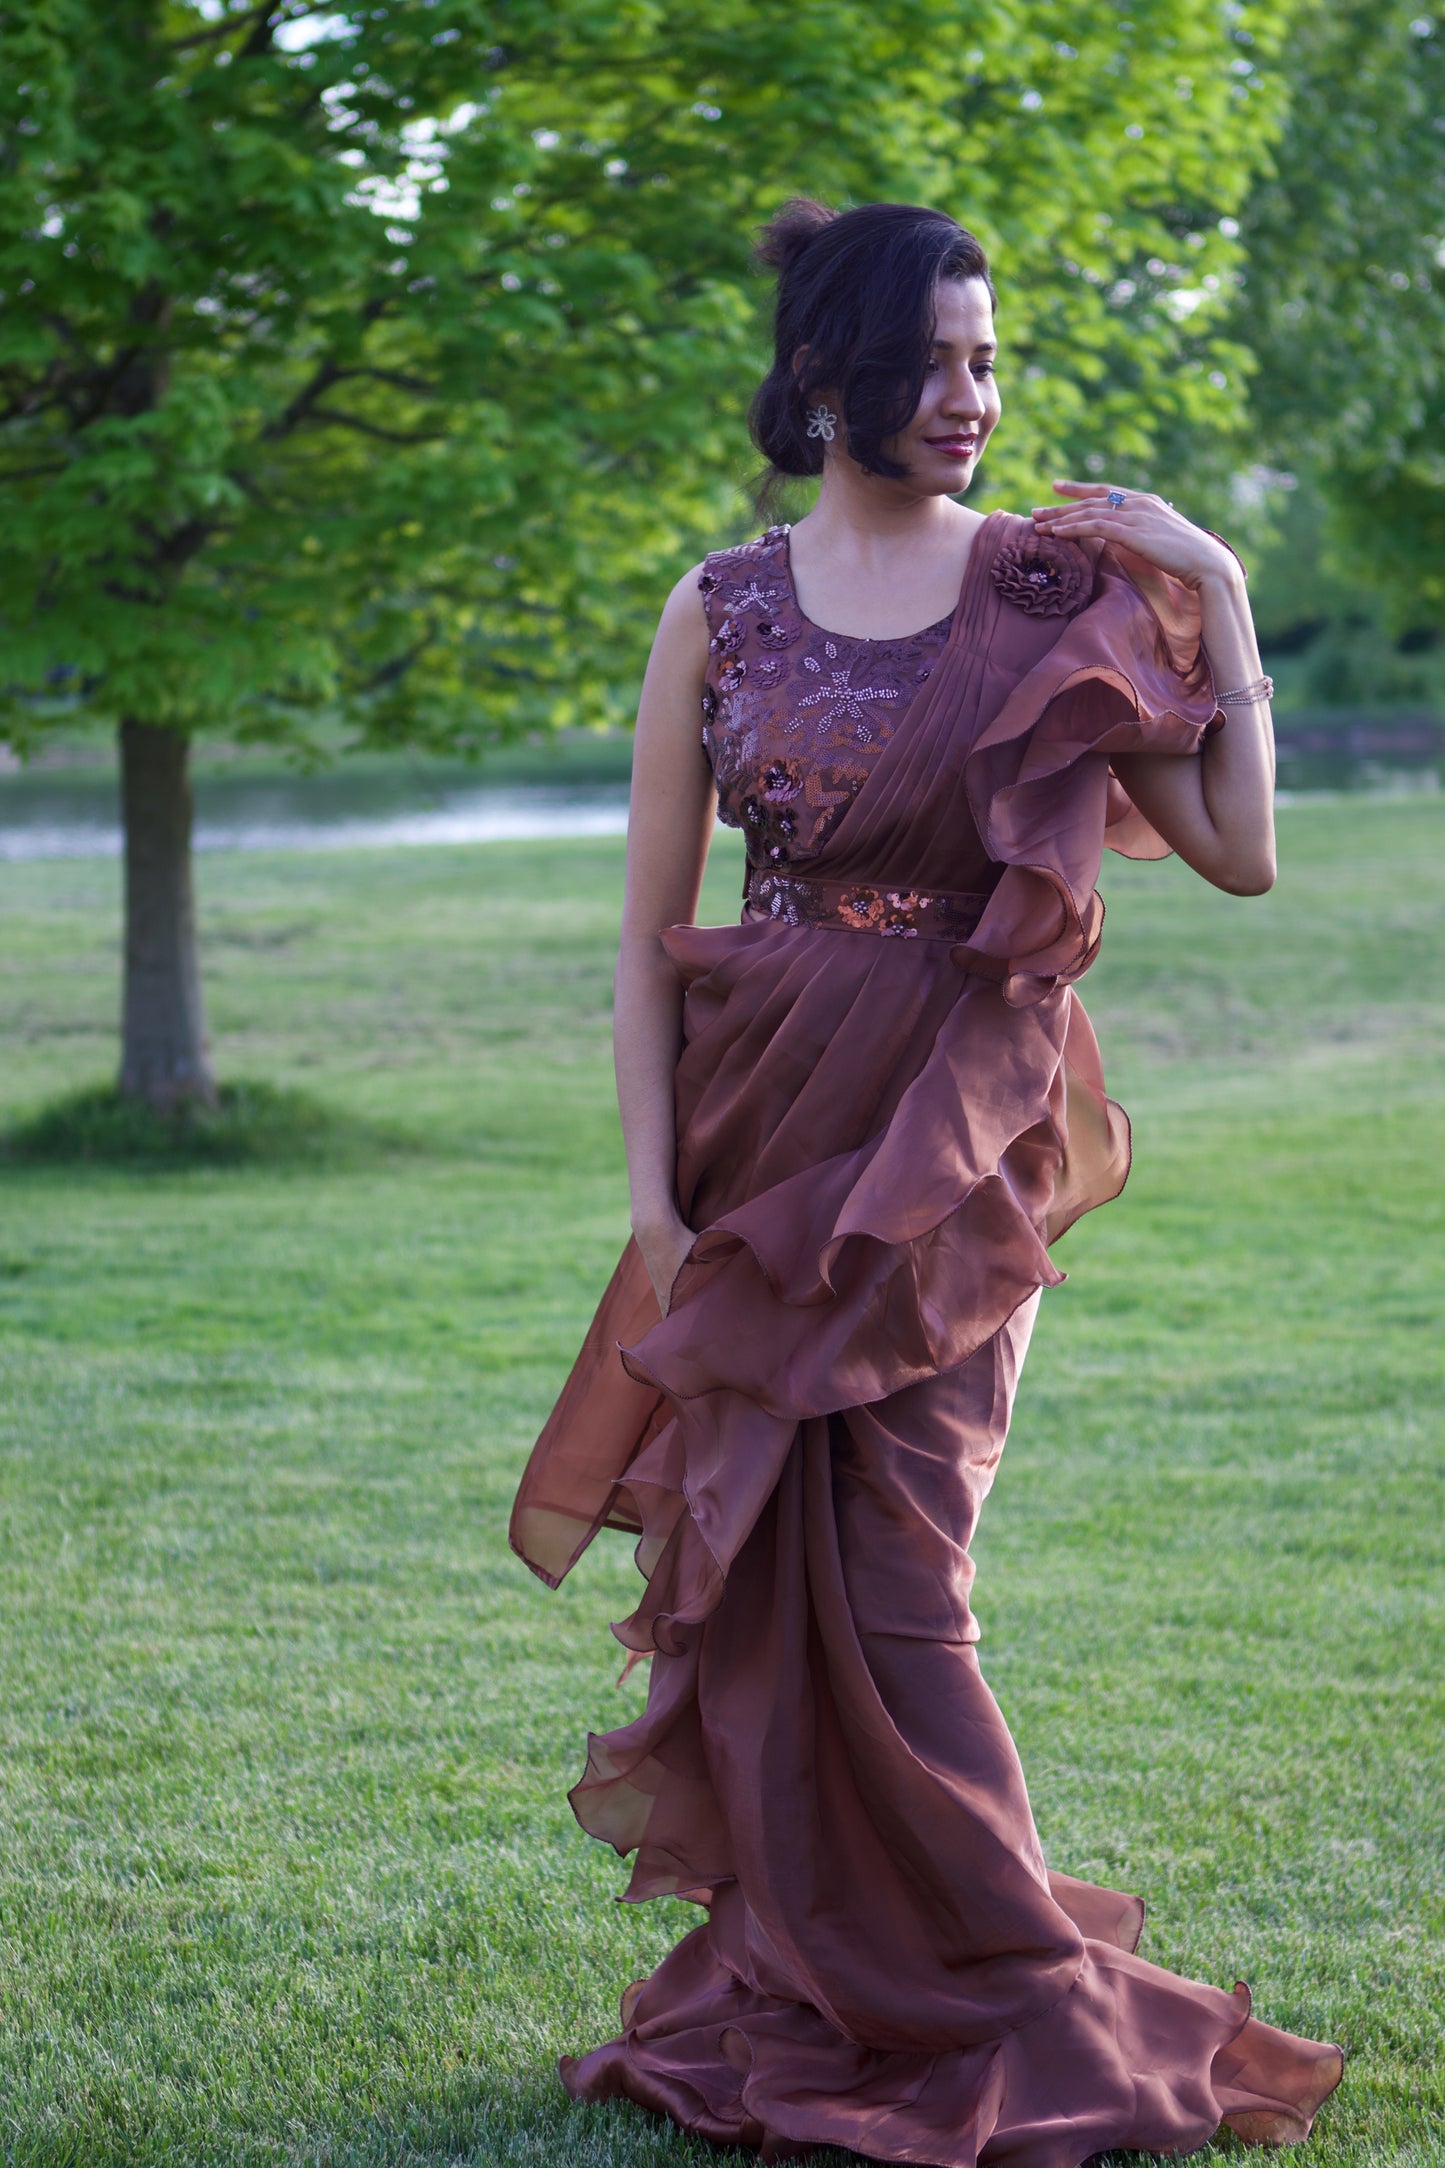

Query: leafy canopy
0 0 1288 753
1231 1 1445 625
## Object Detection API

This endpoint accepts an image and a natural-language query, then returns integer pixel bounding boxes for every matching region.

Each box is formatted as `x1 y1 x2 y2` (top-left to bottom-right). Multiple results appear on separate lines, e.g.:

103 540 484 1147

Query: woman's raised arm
614 566 716 1312
1033 482 1277 897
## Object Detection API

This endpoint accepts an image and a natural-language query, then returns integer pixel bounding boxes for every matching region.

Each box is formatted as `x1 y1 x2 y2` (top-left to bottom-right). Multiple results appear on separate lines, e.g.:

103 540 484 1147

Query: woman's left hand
1031 481 1240 591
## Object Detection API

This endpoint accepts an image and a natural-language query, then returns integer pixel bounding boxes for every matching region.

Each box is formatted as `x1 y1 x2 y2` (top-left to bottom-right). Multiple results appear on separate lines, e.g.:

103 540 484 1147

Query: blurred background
0 11 1441 2167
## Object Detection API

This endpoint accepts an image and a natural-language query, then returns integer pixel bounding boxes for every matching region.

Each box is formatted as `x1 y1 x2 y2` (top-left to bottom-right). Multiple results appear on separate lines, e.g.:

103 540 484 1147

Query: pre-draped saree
510 511 1343 2165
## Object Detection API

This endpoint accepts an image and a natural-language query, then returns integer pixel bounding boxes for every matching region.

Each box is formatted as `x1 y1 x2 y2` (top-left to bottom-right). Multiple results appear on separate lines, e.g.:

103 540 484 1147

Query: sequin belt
743 863 991 941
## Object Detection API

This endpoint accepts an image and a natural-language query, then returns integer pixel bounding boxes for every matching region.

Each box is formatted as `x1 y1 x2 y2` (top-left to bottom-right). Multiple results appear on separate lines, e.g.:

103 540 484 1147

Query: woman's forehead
933 276 995 346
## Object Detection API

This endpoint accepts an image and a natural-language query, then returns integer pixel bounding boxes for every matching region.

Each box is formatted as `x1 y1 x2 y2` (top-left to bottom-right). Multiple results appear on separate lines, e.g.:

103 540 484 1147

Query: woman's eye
973 361 995 378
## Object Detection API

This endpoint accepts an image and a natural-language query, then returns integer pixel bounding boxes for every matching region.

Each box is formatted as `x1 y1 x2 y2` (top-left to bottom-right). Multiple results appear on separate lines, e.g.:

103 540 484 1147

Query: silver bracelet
1215 675 1274 707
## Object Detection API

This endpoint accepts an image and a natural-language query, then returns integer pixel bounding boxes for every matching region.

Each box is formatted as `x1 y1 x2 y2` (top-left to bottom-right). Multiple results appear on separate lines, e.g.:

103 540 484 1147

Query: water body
0 774 633 864
0 733 1438 864
1272 720 1442 806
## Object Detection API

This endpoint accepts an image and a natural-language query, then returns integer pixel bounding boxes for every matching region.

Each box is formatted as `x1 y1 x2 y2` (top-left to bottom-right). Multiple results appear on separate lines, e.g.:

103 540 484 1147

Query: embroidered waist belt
743 863 991 941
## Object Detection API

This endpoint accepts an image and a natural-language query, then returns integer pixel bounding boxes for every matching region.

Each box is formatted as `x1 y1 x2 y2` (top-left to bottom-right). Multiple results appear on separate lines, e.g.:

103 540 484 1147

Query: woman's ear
791 343 810 387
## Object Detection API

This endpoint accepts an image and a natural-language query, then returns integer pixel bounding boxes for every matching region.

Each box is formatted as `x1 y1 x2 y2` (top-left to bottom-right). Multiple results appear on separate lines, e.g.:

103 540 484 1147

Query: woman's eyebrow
932 337 999 355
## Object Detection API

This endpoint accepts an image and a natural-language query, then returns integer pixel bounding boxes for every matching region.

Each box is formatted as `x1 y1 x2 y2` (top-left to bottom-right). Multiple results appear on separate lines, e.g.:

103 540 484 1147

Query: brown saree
510 511 1343 2165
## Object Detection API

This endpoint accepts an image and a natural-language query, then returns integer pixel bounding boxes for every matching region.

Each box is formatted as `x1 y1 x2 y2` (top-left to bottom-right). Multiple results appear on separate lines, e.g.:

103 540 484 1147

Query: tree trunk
118 717 217 1109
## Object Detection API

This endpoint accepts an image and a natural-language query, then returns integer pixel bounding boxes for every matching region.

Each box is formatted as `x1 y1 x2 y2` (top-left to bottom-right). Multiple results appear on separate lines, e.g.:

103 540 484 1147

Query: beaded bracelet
1215 675 1274 707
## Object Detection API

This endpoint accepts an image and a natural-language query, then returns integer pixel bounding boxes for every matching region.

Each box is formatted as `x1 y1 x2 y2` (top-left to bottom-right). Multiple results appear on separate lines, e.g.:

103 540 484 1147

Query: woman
510 198 1344 2164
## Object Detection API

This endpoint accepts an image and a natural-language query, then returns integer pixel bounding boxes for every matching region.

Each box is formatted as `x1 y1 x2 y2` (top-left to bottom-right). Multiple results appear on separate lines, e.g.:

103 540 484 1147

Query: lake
0 728 1438 863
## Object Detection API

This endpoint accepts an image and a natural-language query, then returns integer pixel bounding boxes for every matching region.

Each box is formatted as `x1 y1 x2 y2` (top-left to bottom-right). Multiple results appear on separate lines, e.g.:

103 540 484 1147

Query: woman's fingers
1028 489 1233 589
1033 486 1174 531
1032 507 1131 531
1035 487 1157 512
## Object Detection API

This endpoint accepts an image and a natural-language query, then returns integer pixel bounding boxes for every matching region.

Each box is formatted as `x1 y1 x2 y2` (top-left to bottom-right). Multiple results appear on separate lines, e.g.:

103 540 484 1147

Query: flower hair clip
805 403 837 444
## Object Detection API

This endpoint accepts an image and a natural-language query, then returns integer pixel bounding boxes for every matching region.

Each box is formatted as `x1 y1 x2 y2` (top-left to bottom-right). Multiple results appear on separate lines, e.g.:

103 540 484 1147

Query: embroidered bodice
698 525 953 873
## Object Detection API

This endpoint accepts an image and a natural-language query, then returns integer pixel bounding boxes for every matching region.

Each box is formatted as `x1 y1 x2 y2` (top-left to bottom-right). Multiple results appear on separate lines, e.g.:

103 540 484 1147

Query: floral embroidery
698 528 952 861
990 533 1091 618
797 660 902 735
744 867 988 941
728 578 781 613
762 758 802 801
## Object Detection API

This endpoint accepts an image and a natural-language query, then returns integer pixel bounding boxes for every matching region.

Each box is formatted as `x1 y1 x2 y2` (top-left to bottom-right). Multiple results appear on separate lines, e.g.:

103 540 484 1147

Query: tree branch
239 8 284 60
330 365 440 397
263 356 342 440
155 516 217 569
364 628 435 691
261 299 394 441
225 466 277 510
167 3 273 53
41 311 94 362
298 406 445 444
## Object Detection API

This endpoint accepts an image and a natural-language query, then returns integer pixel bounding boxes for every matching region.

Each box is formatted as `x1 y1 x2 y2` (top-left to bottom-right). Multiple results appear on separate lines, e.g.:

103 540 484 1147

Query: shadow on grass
0 1079 423 1172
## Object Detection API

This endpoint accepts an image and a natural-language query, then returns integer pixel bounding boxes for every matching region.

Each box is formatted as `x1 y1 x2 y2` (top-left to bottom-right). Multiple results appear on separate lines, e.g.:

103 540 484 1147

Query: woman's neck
785 465 985 640
803 463 971 549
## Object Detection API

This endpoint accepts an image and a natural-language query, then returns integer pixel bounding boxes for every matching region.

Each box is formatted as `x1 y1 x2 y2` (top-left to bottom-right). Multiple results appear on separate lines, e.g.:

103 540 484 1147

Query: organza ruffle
953 536 1224 1007
516 921 1125 1661
563 1904 1343 2168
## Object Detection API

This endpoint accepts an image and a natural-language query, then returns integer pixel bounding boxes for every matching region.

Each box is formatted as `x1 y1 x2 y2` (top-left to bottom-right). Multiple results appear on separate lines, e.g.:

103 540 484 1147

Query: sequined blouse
698 524 954 878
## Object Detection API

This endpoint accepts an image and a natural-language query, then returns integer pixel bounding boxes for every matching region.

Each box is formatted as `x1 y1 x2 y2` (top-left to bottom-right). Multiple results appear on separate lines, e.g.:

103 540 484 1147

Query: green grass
0 803 1442 2167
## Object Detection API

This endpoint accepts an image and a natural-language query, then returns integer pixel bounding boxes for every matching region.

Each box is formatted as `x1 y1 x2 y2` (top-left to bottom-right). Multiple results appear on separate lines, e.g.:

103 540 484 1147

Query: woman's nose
942 370 987 421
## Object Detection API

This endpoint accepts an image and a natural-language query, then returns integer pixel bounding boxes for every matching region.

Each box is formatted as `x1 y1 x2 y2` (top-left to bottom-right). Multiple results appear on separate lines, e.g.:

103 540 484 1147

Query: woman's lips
924 437 978 458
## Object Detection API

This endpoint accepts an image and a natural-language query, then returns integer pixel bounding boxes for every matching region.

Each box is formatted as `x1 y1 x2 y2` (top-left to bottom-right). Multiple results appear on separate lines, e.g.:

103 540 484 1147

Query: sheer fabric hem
559 1924 1344 2167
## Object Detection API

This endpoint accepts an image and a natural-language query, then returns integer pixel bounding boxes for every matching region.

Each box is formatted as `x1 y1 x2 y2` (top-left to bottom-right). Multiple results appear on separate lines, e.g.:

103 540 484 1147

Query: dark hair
748 199 996 506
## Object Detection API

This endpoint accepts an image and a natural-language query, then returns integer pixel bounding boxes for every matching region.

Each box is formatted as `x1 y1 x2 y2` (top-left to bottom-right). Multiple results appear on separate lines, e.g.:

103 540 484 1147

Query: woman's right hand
634 1210 697 1318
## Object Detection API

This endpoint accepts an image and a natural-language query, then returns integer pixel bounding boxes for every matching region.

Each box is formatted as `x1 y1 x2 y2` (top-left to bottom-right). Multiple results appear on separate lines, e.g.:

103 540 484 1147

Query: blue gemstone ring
1106 489 1127 508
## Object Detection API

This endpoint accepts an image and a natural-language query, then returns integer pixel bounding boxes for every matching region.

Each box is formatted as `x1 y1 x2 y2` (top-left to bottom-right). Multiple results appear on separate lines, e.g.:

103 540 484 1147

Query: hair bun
754 197 836 276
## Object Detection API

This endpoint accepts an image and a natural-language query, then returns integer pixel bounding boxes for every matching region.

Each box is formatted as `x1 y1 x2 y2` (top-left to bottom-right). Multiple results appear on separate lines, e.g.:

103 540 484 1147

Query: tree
1232 1 1445 627
1 0 1289 1108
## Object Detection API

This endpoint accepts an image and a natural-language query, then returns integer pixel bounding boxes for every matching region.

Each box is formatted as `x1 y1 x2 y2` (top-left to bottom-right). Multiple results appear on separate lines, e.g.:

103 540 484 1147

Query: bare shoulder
634 563 711 754
651 561 711 667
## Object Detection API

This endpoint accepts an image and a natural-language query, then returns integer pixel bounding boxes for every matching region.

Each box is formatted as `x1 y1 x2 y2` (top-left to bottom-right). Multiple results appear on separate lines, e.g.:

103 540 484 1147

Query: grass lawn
0 800 1441 2167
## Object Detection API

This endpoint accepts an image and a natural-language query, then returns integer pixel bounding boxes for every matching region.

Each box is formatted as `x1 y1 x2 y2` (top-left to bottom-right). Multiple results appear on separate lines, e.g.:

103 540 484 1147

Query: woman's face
883 273 1000 495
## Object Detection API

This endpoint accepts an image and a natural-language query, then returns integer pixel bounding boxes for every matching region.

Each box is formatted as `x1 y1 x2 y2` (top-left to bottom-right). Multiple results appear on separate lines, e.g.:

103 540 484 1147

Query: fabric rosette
990 532 1092 618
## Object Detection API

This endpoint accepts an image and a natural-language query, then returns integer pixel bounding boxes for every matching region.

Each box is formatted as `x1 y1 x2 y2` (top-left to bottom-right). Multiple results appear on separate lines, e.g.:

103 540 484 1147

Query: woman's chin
908 458 978 498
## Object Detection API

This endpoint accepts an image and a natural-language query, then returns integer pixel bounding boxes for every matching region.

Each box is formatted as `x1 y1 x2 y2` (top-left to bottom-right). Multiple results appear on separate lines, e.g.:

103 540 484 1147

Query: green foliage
1233 2 1445 625
0 0 1290 754
1248 479 1445 712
